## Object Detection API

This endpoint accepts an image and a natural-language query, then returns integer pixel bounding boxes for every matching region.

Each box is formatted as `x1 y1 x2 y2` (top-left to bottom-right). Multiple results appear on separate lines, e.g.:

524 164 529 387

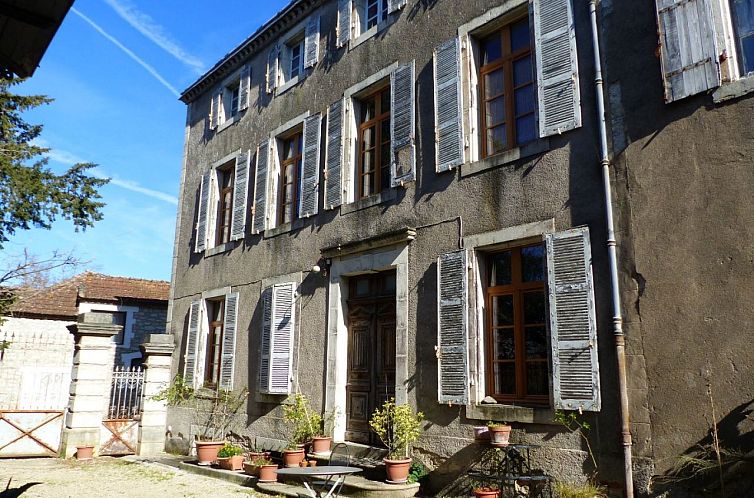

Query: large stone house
166 0 754 495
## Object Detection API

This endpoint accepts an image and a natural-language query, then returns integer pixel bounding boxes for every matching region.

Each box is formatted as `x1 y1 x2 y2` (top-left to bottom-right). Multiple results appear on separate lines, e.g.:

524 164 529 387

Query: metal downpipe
588 1 634 496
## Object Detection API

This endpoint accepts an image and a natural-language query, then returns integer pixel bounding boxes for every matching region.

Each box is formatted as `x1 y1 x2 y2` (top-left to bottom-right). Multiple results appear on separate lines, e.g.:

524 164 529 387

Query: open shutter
655 0 719 102
299 114 322 218
252 140 270 234
239 65 251 111
324 99 344 209
437 250 469 404
231 150 250 241
305 15 321 68
388 0 407 14
219 293 239 390
209 93 216 130
194 170 211 253
213 91 224 129
533 0 582 137
258 287 272 392
390 62 416 186
269 283 296 394
434 37 464 172
545 227 600 412
267 45 279 94
337 0 352 48
184 300 201 388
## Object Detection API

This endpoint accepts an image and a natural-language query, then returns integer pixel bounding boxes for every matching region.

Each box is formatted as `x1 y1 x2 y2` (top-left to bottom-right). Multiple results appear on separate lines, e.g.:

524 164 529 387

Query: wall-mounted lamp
312 258 332 277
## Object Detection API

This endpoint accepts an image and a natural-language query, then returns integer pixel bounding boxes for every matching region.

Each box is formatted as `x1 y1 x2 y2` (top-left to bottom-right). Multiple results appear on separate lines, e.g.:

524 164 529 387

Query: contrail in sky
71 7 180 97
103 0 205 74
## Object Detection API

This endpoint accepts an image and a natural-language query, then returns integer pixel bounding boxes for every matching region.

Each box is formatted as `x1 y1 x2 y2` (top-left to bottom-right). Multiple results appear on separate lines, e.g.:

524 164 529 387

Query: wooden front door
345 272 396 445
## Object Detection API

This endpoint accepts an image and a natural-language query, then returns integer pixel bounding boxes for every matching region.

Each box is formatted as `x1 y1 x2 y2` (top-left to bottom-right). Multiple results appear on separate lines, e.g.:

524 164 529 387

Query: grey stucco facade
167 0 753 495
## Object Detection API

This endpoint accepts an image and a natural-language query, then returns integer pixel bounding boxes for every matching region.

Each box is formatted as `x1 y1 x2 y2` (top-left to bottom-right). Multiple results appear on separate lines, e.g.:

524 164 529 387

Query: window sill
205 241 236 257
712 74 754 103
276 74 304 96
215 113 242 134
340 188 397 215
460 139 549 178
350 18 395 50
265 217 307 238
466 402 557 426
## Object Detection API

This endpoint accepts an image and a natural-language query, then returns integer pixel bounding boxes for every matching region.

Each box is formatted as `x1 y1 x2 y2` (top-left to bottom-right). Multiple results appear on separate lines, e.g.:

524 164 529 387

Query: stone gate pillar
60 313 121 458
137 333 175 456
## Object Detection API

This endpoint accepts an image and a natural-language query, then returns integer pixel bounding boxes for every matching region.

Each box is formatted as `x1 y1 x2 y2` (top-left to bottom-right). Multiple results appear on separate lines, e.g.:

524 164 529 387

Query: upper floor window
479 17 535 157
204 297 225 388
209 65 250 130
731 0 754 74
357 85 391 199
228 85 240 119
278 130 303 225
365 0 389 30
286 35 305 80
215 163 235 246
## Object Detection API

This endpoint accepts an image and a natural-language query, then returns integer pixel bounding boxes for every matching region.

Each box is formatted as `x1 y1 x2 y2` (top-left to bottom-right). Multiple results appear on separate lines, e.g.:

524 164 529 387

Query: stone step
263 473 419 498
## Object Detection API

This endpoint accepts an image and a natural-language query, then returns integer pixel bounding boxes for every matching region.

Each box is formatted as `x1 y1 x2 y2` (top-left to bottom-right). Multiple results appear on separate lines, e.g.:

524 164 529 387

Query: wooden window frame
479 17 534 158
365 0 389 30
278 129 303 225
357 84 391 200
205 297 225 389
484 243 548 405
215 163 235 246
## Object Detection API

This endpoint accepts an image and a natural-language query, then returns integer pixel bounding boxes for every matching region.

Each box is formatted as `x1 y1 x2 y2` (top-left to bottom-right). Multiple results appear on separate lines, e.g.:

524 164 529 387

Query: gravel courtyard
0 457 269 498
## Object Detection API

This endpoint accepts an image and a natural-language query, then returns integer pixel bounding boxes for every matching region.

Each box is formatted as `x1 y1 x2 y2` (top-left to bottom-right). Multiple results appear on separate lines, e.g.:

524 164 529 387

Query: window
216 163 235 246
357 86 391 199
210 65 250 130
278 130 303 225
479 17 536 157
228 84 240 119
731 0 754 75
364 0 389 31
204 297 225 388
286 35 305 81
485 244 548 404
267 15 320 95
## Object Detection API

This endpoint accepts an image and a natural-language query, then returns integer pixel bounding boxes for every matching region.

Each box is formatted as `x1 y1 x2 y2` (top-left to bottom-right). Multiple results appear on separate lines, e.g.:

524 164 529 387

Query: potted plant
256 457 279 483
75 444 94 461
192 389 248 465
369 398 424 484
282 442 306 468
282 393 321 466
217 442 244 471
487 421 511 447
312 409 336 454
473 484 500 498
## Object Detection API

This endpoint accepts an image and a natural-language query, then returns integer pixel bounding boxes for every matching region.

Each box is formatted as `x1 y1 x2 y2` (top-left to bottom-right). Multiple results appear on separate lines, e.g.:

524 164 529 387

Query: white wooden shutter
433 37 464 172
337 0 352 48
388 0 407 14
252 140 270 234
239 65 251 111
437 250 469 405
305 15 321 68
390 62 416 186
209 92 217 130
545 227 600 412
219 292 239 390
260 283 296 395
194 170 211 253
258 287 272 392
533 0 582 137
655 0 719 102
213 91 224 129
267 45 279 94
184 300 202 388
299 114 322 218
231 150 250 241
324 99 344 209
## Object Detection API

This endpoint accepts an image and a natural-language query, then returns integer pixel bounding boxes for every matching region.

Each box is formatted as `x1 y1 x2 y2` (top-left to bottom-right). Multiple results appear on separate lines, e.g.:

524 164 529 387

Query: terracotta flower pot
473 426 490 441
75 445 94 461
243 461 259 476
258 464 278 483
300 459 309 467
488 425 511 447
311 436 332 454
283 448 306 468
308 459 317 467
473 487 500 498
383 457 412 484
218 454 244 471
195 441 224 466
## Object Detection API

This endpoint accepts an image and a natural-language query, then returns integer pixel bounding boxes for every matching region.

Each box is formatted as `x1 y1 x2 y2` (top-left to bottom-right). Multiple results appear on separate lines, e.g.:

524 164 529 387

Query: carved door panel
375 303 396 410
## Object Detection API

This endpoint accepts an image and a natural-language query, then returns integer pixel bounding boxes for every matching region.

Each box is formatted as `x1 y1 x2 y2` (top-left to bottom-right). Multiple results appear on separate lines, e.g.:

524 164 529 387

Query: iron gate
100 366 144 455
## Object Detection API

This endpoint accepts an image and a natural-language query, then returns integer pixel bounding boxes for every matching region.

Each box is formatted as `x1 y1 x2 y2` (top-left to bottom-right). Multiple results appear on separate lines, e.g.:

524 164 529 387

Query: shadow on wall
651 399 754 497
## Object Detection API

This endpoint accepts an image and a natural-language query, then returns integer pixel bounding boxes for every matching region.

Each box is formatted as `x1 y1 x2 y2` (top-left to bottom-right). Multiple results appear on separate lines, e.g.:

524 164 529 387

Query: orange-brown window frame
278 130 303 225
216 164 235 246
357 85 391 199
205 298 225 388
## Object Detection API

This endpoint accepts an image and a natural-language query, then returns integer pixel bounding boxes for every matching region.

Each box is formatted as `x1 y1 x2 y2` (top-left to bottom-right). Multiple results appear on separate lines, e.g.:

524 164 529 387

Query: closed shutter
260 283 296 394
545 227 600 412
655 0 719 102
267 45 279 94
388 0 407 14
305 15 321 68
324 99 344 209
219 292 239 390
231 150 250 241
437 250 469 405
433 37 464 172
390 62 416 186
299 114 322 218
195 170 211 253
337 0 352 48
184 300 202 388
252 140 270 234
239 65 251 111
533 0 582 137
258 287 272 392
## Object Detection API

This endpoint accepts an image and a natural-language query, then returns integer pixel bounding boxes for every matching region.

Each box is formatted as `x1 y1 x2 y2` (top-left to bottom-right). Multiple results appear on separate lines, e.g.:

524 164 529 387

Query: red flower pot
195 441 224 465
283 448 306 468
75 445 94 461
243 461 259 476
488 425 511 447
473 487 500 498
383 457 412 484
218 455 244 471
311 436 332 454
258 464 278 483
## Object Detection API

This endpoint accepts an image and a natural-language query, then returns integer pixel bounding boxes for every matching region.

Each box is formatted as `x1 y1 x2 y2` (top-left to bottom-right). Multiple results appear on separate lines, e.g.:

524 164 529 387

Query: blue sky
5 0 290 282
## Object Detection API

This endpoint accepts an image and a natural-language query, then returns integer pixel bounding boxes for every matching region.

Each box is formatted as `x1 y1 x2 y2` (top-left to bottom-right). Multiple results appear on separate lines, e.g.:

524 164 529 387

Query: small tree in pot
282 393 321 467
369 398 424 484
